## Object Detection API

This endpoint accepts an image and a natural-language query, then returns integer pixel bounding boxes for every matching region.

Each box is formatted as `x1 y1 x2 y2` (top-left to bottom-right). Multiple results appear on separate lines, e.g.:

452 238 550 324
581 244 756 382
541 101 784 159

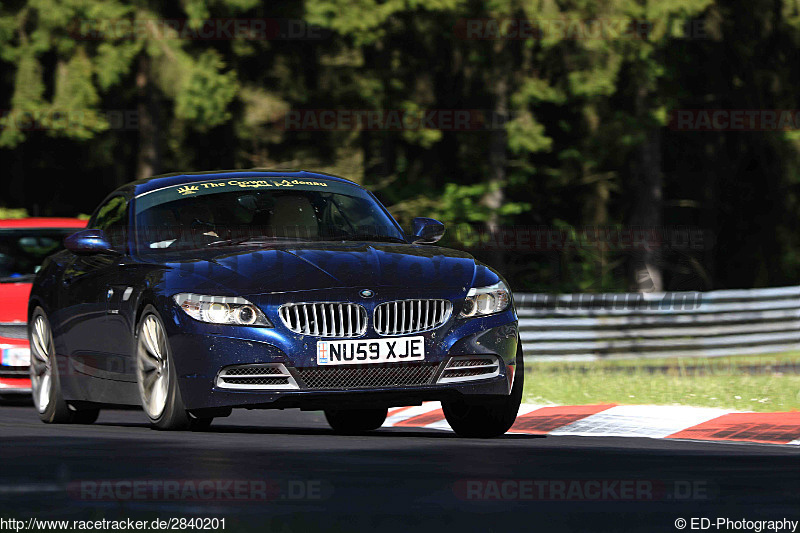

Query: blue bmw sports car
28 170 522 437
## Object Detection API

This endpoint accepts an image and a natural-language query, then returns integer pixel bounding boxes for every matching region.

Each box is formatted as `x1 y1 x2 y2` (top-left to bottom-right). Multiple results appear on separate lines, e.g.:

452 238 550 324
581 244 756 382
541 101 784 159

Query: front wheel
325 408 388 434
136 306 207 431
442 343 524 438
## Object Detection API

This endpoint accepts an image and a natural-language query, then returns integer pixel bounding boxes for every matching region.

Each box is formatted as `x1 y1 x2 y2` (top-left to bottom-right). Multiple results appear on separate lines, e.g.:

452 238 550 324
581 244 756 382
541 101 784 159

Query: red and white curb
383 402 800 446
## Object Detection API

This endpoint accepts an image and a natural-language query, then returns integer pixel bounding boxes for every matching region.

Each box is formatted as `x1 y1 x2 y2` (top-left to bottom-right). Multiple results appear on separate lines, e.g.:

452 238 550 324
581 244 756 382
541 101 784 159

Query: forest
1 0 798 292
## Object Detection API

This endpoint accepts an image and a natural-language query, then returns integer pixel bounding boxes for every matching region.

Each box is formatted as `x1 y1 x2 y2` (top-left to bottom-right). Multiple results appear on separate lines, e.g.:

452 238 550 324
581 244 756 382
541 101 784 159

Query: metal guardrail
515 285 800 361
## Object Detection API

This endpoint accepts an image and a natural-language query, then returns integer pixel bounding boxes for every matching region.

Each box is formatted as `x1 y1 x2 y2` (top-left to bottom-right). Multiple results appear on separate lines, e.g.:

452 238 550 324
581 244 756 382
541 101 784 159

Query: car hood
154 242 483 295
0 282 32 323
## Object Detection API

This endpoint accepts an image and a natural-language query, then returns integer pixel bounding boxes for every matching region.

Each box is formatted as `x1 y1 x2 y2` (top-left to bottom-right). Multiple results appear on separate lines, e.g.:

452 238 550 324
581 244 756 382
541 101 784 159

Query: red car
0 218 86 397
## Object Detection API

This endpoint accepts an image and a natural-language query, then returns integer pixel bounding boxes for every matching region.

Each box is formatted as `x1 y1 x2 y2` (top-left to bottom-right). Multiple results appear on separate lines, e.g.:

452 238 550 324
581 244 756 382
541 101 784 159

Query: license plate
317 336 425 366
1 347 30 367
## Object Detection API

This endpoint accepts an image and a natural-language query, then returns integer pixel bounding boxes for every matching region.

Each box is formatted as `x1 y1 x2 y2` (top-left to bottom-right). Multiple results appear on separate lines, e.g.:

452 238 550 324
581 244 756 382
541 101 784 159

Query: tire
136 305 200 431
71 408 101 424
325 407 388 434
188 415 214 431
442 343 524 438
29 308 100 424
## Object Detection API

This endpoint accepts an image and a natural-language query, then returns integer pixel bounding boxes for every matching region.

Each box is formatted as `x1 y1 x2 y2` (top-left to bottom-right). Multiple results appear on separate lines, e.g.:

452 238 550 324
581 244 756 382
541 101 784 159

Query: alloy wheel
136 315 170 419
29 315 52 413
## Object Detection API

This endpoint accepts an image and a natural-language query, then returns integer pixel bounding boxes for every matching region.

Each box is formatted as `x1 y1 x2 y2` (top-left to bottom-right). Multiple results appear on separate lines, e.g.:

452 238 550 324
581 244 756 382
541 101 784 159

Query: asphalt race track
0 403 798 533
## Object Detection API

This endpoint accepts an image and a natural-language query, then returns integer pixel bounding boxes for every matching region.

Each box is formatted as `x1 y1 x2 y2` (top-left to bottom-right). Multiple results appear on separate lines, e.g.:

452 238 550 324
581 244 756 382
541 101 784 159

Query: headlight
460 281 511 318
173 293 272 326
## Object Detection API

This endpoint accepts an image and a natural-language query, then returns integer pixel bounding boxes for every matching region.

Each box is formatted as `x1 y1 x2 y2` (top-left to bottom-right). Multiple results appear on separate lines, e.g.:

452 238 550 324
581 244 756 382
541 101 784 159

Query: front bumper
188 374 513 413
0 378 32 394
164 305 519 411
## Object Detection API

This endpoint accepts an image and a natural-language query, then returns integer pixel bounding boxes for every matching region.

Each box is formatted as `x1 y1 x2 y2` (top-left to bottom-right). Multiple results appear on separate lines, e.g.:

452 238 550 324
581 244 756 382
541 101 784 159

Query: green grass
521 353 800 412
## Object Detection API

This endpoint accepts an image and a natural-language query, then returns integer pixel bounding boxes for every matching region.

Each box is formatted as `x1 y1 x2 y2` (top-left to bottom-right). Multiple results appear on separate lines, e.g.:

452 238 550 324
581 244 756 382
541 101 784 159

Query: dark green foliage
0 0 797 291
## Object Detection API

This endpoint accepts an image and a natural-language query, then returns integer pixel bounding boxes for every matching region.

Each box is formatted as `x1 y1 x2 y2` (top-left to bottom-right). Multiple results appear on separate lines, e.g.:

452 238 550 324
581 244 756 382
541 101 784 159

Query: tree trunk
585 168 611 290
483 76 509 272
135 54 160 181
630 125 664 292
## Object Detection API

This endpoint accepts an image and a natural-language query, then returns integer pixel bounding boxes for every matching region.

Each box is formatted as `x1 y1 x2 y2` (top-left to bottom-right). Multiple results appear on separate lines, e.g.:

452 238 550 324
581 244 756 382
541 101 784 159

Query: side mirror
64 229 118 255
411 217 445 244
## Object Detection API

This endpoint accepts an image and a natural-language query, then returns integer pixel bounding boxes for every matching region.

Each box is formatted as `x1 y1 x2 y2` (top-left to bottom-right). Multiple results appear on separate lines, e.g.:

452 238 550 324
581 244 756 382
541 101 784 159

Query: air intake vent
279 303 367 338
297 363 439 389
0 323 28 340
374 300 452 336
437 355 500 384
216 363 299 390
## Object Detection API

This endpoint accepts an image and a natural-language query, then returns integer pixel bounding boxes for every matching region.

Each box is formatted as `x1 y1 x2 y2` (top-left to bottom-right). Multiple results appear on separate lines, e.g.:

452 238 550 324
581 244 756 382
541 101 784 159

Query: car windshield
134 176 406 252
0 229 78 282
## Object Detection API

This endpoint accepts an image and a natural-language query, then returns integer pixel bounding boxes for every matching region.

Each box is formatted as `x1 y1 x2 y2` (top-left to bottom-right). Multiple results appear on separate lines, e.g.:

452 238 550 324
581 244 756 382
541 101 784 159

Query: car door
104 277 138 380
57 194 134 386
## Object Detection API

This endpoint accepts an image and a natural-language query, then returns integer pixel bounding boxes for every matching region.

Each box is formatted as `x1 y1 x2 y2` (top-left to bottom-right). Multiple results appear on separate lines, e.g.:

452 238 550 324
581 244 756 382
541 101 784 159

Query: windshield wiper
208 235 408 247
339 236 408 244
206 236 304 247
